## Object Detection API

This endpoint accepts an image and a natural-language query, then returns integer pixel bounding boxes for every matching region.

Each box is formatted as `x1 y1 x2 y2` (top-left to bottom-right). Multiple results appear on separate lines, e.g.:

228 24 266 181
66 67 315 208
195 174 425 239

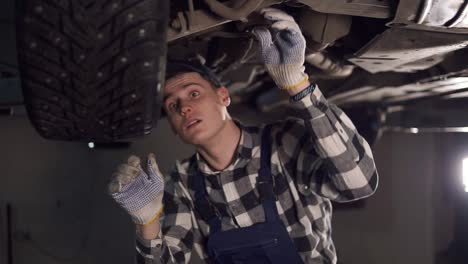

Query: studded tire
16 0 169 141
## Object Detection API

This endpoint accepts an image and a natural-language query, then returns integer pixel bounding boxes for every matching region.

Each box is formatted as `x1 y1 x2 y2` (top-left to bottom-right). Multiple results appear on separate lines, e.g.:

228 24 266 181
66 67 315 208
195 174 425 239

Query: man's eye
191 91 200 98
168 103 177 111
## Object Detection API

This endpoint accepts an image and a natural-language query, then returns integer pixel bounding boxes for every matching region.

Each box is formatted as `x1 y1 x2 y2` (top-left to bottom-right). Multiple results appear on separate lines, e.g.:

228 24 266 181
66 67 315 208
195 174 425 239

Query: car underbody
4 0 468 143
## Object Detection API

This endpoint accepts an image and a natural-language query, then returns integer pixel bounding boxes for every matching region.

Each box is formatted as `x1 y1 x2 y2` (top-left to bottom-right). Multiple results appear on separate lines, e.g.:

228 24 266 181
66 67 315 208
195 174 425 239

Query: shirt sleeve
135 170 196 263
276 85 379 202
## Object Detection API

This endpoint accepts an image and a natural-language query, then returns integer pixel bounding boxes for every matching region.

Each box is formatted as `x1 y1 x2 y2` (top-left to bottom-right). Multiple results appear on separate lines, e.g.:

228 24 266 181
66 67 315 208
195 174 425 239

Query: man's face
163 72 230 145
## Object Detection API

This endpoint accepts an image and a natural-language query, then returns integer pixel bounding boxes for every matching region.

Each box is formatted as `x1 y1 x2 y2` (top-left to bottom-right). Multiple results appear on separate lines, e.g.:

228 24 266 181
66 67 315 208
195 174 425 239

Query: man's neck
196 120 241 171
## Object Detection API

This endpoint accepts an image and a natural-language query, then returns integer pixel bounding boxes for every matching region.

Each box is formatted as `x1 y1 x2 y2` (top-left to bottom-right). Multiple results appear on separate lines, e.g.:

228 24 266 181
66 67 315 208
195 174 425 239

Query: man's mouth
184 119 202 131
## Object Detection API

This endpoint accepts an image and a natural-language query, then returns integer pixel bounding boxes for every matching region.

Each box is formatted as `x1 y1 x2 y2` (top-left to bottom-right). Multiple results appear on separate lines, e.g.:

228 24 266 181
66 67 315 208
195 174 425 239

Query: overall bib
191 125 304 264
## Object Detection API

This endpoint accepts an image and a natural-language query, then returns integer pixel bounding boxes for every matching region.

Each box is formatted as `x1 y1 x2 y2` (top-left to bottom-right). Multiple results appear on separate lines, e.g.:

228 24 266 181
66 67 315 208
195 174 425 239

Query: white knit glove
252 8 308 90
108 154 164 225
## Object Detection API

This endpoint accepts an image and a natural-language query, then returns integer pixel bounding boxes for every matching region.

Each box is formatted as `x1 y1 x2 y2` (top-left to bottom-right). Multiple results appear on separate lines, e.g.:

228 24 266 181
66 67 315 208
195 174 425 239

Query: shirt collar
195 120 258 174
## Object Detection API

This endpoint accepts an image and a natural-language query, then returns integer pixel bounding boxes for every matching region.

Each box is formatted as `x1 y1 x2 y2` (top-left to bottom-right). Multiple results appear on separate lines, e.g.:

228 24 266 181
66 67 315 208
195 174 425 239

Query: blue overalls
191 125 304 264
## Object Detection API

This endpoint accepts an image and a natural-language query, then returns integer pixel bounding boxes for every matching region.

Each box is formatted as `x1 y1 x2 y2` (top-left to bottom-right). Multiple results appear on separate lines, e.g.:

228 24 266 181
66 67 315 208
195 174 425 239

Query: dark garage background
1 0 468 263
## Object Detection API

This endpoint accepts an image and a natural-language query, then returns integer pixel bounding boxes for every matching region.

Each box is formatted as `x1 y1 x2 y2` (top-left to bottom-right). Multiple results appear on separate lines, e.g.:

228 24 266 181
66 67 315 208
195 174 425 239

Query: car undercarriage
3 0 468 144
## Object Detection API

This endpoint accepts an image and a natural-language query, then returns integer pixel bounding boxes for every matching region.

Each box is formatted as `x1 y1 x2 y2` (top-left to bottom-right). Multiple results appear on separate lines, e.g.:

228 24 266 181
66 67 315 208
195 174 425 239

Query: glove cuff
265 64 308 90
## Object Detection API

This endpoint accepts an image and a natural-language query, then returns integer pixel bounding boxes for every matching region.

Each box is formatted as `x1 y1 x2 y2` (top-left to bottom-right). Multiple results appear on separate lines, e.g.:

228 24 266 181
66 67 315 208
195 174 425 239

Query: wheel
16 0 169 141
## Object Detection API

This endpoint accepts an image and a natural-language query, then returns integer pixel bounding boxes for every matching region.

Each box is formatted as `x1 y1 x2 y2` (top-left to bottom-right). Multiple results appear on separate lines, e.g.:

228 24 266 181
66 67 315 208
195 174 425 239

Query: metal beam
297 0 392 19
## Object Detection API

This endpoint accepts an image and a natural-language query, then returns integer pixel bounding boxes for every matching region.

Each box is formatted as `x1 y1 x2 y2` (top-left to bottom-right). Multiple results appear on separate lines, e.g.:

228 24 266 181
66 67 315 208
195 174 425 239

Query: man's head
162 62 232 146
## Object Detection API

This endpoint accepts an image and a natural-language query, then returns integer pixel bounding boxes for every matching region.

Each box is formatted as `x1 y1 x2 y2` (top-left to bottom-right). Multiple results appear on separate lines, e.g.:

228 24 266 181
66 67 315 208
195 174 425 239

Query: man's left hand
252 8 308 91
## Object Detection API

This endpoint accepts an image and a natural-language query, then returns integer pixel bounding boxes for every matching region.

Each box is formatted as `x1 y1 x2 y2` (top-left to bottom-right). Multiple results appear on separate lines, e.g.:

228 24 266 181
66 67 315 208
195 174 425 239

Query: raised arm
252 8 378 201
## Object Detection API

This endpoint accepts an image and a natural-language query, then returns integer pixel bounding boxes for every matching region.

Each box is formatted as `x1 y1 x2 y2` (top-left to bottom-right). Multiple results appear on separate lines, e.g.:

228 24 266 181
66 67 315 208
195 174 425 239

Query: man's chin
180 133 207 146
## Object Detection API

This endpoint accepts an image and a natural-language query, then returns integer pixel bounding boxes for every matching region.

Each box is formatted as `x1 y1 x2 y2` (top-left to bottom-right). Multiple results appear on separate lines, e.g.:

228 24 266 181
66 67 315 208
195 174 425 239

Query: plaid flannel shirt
135 86 379 264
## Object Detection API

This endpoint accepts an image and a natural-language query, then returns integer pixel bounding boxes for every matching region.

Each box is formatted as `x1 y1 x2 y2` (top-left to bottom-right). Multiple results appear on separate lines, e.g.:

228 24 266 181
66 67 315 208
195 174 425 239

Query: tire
16 0 169 141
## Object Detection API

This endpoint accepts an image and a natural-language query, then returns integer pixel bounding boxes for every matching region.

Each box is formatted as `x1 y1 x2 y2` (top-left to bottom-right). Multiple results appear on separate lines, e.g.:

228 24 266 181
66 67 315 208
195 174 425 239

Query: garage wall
333 131 468 264
1 111 464 264
0 0 16 67
0 115 193 264
333 132 437 264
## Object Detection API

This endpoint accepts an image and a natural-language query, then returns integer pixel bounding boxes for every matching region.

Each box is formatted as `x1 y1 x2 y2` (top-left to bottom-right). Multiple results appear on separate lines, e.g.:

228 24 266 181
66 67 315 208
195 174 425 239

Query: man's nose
180 103 192 116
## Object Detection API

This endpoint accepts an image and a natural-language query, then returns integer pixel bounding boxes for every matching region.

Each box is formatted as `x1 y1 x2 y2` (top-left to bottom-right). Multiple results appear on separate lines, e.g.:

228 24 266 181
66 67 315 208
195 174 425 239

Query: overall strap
257 124 279 222
190 155 222 233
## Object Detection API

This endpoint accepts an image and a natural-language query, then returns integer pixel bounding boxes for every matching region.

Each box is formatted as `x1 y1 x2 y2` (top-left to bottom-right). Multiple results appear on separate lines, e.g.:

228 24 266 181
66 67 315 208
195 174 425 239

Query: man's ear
217 87 231 106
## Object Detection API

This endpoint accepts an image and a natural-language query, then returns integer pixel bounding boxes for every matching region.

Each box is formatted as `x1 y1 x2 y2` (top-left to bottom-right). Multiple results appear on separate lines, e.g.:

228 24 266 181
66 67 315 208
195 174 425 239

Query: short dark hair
165 60 222 88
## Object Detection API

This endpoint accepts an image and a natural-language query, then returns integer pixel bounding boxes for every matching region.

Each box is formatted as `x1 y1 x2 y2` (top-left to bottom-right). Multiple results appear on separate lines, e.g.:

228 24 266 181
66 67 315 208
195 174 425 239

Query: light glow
88 142 95 149
463 158 468 192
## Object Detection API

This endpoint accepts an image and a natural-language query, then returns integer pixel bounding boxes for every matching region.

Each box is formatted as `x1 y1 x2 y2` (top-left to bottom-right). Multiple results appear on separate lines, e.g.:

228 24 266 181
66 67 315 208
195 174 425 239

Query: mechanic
109 8 378 264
